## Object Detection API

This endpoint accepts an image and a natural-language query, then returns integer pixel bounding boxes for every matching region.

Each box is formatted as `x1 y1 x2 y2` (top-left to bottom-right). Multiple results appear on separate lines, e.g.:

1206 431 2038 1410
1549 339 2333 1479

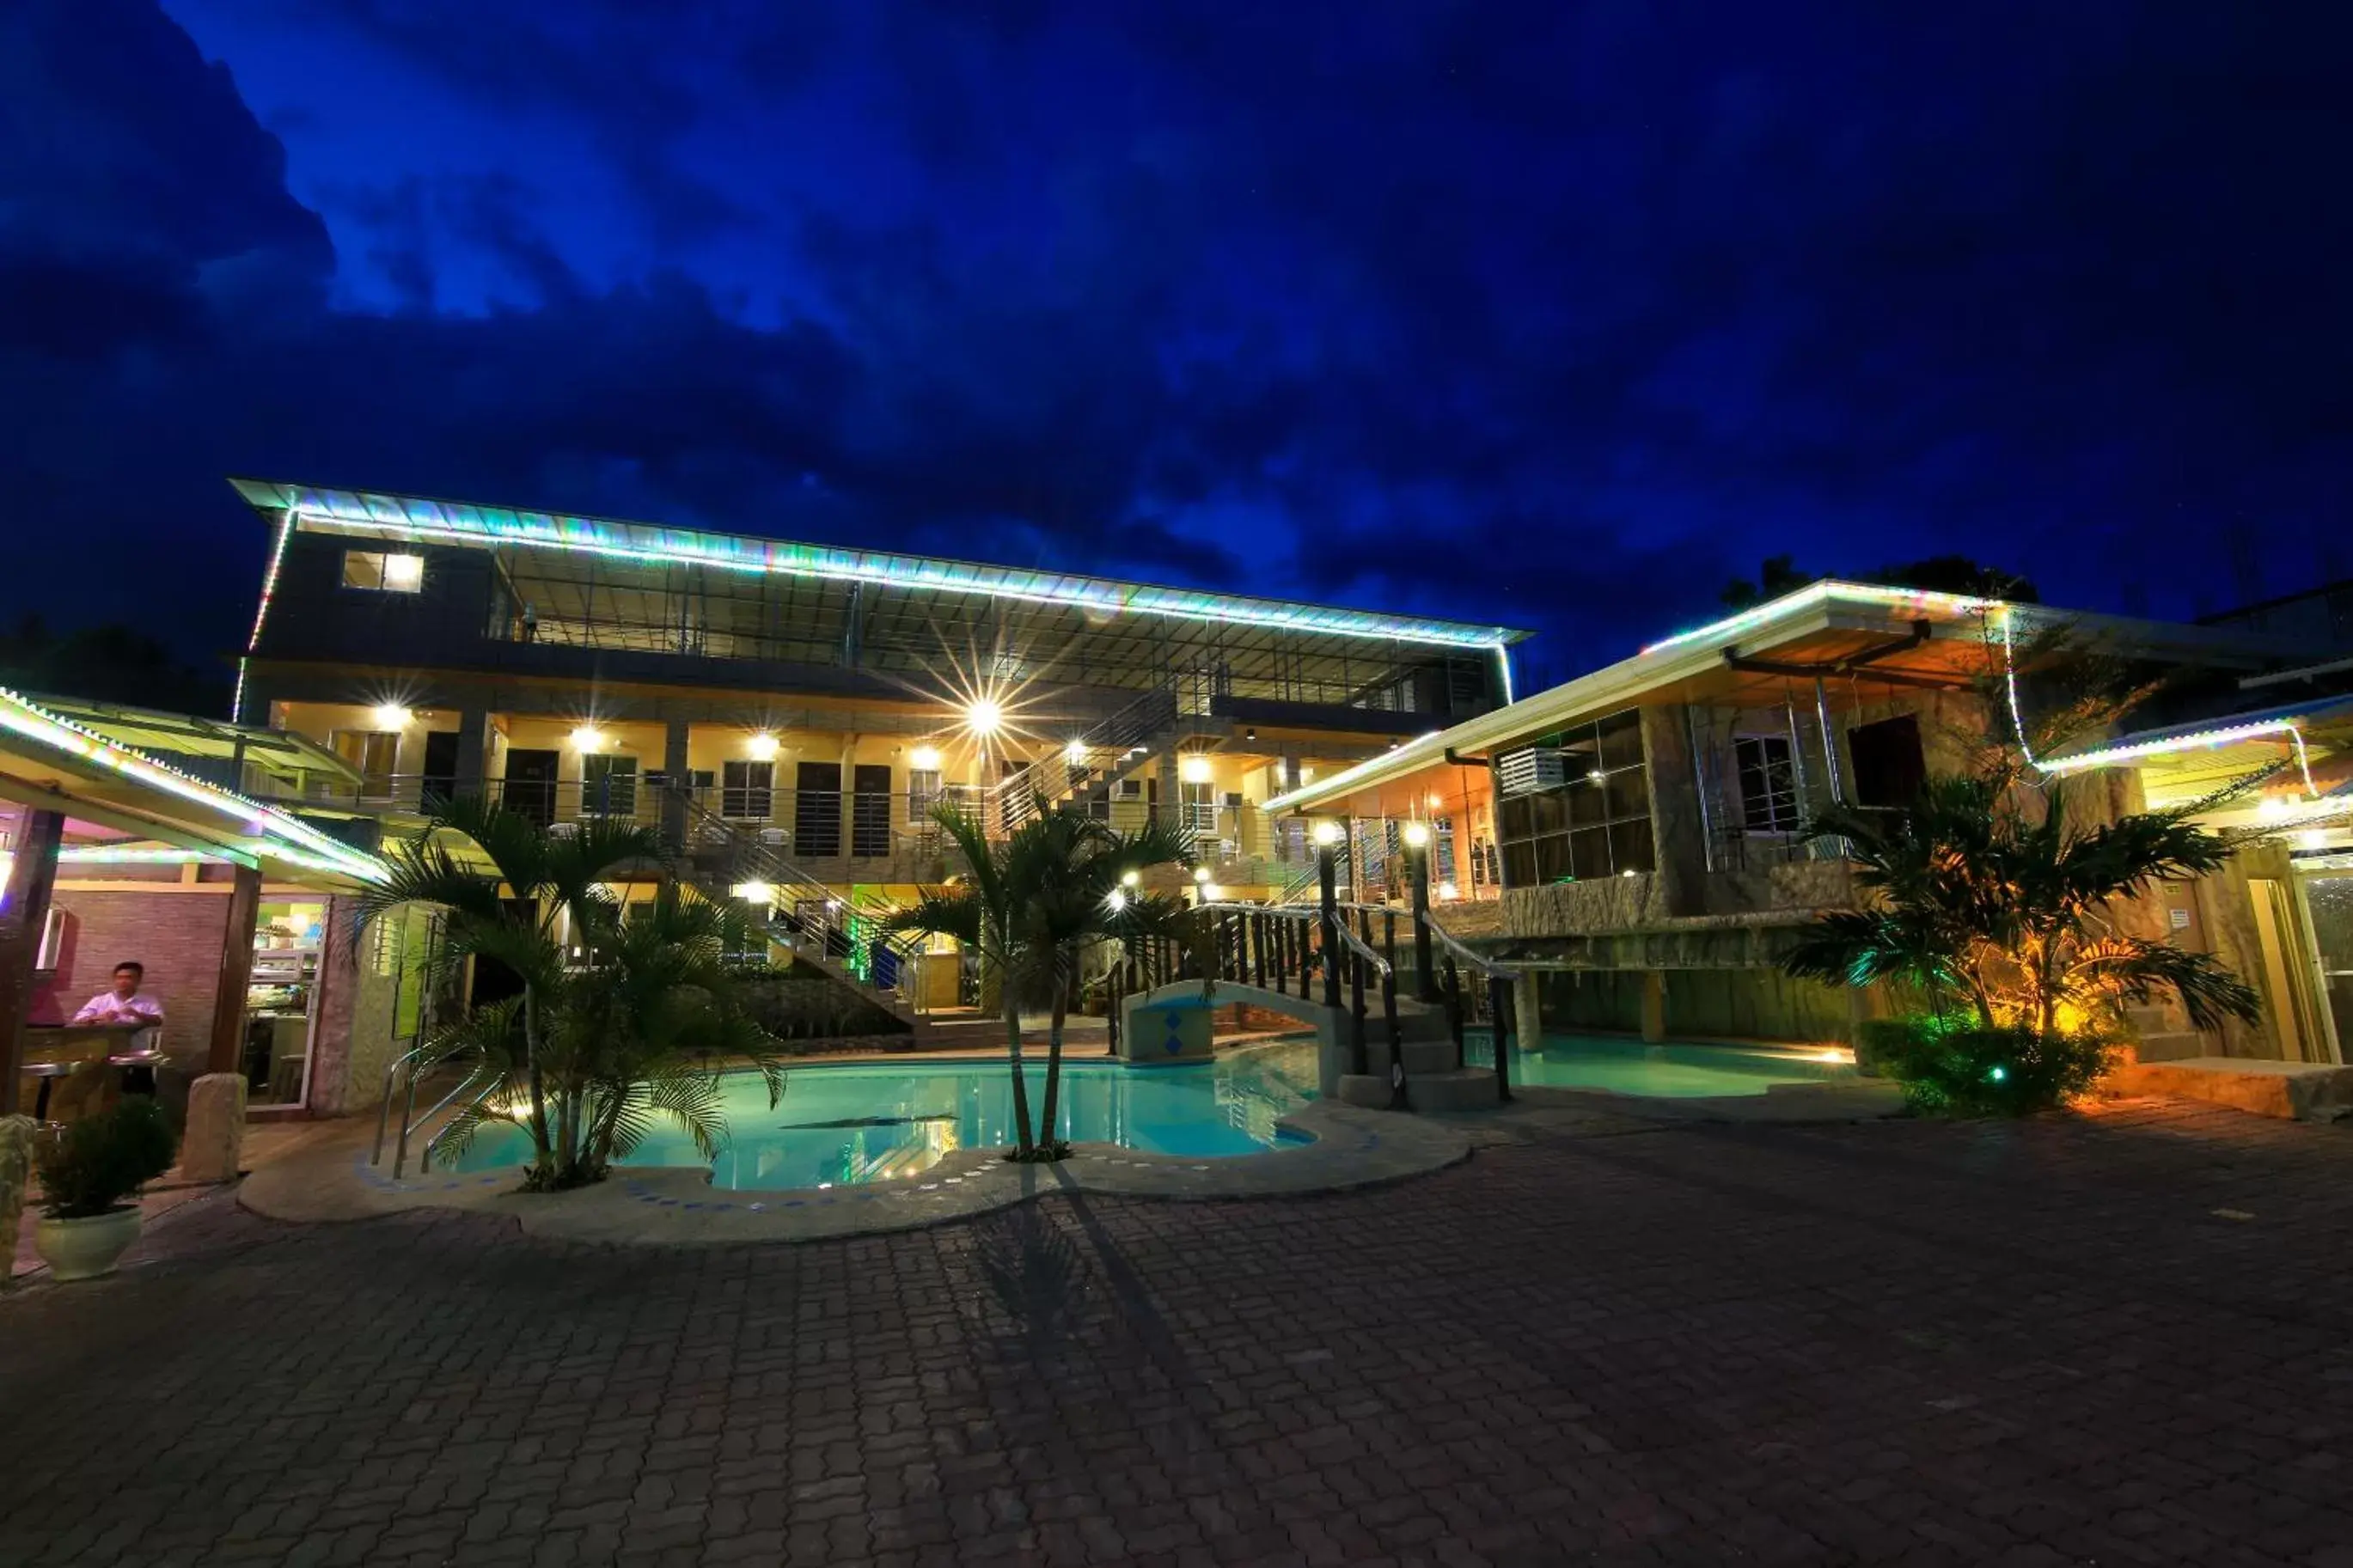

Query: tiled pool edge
235 1101 1471 1247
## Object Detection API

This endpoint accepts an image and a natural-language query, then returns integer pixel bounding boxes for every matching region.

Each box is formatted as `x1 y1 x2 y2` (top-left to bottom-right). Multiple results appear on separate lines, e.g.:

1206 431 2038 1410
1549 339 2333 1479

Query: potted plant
32 1098 178 1281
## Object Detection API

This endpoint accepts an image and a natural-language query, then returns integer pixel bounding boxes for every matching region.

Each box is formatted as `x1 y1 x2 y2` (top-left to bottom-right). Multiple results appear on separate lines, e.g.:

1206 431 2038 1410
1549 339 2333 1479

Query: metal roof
229 479 1532 653
25 692 360 784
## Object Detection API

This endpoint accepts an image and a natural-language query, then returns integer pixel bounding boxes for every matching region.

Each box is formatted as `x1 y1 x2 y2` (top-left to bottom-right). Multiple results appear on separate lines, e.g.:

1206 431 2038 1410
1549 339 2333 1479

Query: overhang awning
24 692 360 789
0 685 386 888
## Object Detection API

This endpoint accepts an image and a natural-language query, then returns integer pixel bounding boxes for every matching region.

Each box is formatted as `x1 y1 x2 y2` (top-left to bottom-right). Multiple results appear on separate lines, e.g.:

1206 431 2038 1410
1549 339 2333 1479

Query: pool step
1335 1065 1500 1113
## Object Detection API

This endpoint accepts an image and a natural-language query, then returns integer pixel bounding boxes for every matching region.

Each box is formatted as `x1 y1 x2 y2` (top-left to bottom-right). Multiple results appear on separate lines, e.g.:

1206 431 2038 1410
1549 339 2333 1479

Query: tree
357 796 781 1189
887 802 1193 1161
1782 762 2262 1040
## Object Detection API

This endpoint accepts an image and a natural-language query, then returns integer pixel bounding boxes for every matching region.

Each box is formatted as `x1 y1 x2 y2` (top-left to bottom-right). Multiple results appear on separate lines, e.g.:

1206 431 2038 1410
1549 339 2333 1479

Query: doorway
2249 877 2329 1062
243 899 326 1107
795 761 841 857
504 748 559 826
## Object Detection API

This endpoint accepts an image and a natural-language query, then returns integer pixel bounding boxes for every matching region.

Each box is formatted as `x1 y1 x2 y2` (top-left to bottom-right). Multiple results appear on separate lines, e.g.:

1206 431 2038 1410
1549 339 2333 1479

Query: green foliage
887 802 1194 1160
34 1098 178 1219
1859 1016 2115 1117
1783 760 2263 1038
360 798 782 1192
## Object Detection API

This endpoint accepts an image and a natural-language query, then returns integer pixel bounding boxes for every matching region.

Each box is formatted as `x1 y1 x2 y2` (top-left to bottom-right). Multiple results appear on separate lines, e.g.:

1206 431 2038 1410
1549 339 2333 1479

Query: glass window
1494 707 1655 887
342 550 424 593
1733 734 1801 833
721 760 773 820
333 730 400 801
581 754 639 818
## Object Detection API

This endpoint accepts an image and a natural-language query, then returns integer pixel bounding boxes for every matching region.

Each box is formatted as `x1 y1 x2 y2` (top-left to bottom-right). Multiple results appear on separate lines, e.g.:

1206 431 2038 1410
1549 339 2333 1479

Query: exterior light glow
1202 883 1225 901
570 726 606 752
233 507 296 723
1427 792 1444 809
2038 716 2319 794
1120 869 1141 888
1193 866 1212 883
1621 869 1636 878
371 704 413 729
1065 740 1088 766
965 699 1003 736
745 732 779 761
1311 820 1344 848
1106 889 1127 912
58 847 215 865
1437 881 1459 900
1401 821 1432 849
1641 580 2001 657
911 745 942 772
1180 754 1213 784
730 881 774 903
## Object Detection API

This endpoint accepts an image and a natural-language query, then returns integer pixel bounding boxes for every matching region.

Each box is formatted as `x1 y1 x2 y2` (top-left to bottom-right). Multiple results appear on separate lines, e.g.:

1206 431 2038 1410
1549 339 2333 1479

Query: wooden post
207 864 266 1075
0 808 65 1116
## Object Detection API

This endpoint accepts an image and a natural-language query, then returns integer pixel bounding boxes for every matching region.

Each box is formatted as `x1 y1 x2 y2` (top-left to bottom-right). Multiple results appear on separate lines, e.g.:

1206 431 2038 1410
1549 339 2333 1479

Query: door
504 748 559 827
853 764 893 858
795 760 841 857
421 729 461 812
722 760 773 821
2300 872 2353 1063
2250 877 2328 1062
581 754 639 819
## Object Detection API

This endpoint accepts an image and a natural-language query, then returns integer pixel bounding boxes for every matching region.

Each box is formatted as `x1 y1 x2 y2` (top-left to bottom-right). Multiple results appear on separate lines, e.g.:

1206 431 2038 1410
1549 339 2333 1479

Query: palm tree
357 796 780 1189
1783 765 2263 1037
887 802 1193 1161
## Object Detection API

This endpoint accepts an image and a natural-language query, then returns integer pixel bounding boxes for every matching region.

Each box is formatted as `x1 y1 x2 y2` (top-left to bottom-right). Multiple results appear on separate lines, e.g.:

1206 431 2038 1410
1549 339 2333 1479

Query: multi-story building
226 477 1529 1022
1267 581 2348 1067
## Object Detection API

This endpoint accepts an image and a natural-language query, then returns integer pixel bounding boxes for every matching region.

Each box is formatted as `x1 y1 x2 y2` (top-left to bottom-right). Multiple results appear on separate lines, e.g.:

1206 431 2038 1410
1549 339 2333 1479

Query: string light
231 507 296 723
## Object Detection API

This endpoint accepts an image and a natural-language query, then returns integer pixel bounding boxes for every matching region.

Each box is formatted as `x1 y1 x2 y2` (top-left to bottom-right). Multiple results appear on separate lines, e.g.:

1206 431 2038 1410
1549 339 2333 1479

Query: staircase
989 678 1193 833
668 786 930 1033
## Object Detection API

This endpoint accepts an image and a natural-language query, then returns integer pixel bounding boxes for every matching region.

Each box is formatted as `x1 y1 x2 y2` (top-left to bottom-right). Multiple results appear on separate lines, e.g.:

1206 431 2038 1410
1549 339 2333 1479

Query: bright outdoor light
569 726 607 752
1427 792 1444 809
1202 883 1225 901
1065 739 1088 765
965 699 1003 736
911 745 942 772
1588 769 1606 784
370 703 413 729
1438 881 1460 900
1180 754 1213 784
745 732 779 761
730 880 774 904
1401 821 1432 849
1121 869 1141 888
1192 865 1211 883
1105 888 1127 912
1311 820 1344 847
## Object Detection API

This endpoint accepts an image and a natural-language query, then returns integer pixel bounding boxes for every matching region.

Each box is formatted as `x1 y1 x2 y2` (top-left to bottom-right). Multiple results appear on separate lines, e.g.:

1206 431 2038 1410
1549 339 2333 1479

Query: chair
107 1025 165 1096
23 1060 77 1123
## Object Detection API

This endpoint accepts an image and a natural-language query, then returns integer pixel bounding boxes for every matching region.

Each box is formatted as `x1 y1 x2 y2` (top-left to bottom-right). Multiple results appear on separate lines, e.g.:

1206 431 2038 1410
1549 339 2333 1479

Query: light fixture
911 745 942 772
2257 796 2289 821
1193 866 1211 883
1180 754 1213 784
1622 869 1636 877
570 726 607 753
381 553 425 591
1427 792 1444 809
1311 820 1344 847
965 699 1003 737
1589 769 1606 784
745 732 779 761
370 703 413 730
1121 869 1140 888
2301 828 2331 851
1065 739 1088 766
1401 821 1432 849
1437 881 1459 900
730 880 774 904
1106 888 1127 912
1202 883 1225 901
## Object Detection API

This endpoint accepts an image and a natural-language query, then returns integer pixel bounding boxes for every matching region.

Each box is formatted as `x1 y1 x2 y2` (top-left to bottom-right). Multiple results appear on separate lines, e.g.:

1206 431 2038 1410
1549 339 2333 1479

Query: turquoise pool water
1465 1030 1855 1096
443 1042 1322 1190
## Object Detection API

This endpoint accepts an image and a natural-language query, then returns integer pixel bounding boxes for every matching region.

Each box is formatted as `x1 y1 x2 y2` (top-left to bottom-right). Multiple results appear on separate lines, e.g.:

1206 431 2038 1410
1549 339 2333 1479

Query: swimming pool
1465 1030 1856 1097
441 1042 1323 1189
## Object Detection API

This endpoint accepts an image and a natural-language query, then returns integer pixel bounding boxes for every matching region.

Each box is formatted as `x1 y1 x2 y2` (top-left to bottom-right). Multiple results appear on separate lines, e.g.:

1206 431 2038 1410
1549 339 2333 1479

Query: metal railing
372 1043 490 1179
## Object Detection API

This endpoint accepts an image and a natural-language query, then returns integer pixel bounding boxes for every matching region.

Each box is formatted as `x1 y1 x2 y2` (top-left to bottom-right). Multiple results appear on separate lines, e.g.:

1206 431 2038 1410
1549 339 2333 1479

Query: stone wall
305 897 412 1116
1538 966 1867 1045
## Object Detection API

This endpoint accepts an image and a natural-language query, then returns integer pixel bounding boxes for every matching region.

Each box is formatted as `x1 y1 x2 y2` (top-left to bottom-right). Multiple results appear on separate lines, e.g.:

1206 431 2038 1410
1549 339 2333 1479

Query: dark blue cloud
4 0 2352 692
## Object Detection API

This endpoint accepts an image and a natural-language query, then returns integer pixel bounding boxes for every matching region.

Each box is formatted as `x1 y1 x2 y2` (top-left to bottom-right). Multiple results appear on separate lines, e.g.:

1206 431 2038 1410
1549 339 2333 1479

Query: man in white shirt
73 961 165 1032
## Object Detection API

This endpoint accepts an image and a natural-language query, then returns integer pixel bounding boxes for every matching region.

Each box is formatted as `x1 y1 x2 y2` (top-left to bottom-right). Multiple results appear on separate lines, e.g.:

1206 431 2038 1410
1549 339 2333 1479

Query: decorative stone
180 1073 248 1183
0 1113 33 1285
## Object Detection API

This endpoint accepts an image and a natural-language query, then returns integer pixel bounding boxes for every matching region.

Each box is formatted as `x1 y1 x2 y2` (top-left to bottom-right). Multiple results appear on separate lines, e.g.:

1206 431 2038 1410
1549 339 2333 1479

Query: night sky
7 2 2351 687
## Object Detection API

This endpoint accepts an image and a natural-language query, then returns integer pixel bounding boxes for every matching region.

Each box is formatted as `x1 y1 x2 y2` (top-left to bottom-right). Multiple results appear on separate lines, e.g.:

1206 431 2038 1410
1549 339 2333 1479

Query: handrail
1421 913 1519 978
420 1074 498 1173
370 1042 432 1165
1200 900 1389 976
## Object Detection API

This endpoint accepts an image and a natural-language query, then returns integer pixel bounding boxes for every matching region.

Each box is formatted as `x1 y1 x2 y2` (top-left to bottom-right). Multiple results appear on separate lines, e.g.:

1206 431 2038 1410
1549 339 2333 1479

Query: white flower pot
34 1206 143 1282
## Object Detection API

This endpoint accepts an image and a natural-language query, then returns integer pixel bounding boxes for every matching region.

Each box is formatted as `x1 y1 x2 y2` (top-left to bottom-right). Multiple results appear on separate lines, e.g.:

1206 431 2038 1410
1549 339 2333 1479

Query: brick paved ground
3 1096 2352 1566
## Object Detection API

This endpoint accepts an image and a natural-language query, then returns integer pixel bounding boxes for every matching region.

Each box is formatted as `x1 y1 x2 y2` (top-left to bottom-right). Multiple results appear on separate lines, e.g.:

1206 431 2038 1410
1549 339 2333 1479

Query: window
1849 714 1927 808
721 760 773 821
333 730 400 802
580 754 639 818
908 767 942 820
342 550 424 593
1495 708 1654 887
1733 735 1801 833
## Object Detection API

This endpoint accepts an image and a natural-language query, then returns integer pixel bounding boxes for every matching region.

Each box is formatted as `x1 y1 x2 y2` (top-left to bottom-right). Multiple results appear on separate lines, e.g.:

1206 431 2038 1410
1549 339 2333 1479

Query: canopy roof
25 692 358 786
0 686 384 887
230 478 1531 654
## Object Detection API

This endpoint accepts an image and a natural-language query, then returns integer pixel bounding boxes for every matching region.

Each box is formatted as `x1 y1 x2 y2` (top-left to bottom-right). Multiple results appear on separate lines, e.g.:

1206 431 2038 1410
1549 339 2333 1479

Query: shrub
1860 1016 2115 1117
34 1098 179 1219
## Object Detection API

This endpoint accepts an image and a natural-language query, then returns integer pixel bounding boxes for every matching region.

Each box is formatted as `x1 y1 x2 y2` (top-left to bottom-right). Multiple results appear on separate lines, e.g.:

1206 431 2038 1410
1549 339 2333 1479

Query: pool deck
238 1098 1472 1247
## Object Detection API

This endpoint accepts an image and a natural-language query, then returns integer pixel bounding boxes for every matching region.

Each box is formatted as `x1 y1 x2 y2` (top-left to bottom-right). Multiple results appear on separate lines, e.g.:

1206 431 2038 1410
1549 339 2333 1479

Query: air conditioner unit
1115 779 1144 800
1497 747 1569 797
1221 791 1245 809
759 827 789 847
548 821 579 839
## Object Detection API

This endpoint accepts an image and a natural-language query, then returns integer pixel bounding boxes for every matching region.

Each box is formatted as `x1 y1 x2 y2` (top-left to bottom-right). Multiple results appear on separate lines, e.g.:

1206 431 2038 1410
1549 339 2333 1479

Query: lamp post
1401 820 1436 1004
1312 819 1343 1010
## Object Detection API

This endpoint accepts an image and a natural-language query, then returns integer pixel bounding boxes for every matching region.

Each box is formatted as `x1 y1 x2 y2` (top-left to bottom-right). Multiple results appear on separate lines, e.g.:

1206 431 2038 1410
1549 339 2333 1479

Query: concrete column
1513 969 1543 1050
452 705 492 795
1638 707 1710 918
0 808 65 1116
206 864 265 1075
180 1073 248 1182
838 734 860 860
1157 749 1180 839
662 718 691 851
1640 970 1669 1043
